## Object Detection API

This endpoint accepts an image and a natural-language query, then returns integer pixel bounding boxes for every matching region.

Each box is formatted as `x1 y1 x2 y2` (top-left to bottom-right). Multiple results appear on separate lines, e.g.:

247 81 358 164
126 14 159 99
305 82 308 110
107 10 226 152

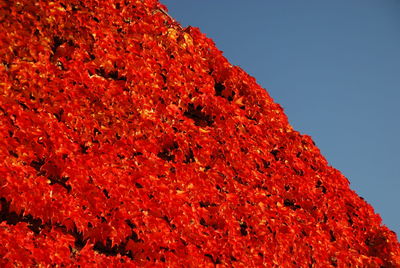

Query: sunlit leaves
0 0 399 266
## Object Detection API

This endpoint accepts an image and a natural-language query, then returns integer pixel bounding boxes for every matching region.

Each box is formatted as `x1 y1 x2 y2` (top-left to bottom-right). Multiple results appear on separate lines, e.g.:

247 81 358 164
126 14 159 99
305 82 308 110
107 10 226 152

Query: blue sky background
161 0 400 236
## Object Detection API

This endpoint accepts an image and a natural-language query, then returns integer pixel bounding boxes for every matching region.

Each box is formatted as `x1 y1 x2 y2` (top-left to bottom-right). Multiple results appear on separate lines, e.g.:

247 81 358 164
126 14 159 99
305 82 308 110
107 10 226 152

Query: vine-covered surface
0 0 399 266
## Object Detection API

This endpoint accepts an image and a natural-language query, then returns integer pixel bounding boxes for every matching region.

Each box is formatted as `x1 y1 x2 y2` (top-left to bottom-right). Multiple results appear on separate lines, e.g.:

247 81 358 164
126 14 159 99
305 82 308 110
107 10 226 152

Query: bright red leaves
0 0 399 266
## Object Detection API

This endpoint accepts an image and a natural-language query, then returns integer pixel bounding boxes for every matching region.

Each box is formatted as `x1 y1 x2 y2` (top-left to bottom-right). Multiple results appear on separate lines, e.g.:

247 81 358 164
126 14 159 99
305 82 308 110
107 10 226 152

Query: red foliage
0 0 399 266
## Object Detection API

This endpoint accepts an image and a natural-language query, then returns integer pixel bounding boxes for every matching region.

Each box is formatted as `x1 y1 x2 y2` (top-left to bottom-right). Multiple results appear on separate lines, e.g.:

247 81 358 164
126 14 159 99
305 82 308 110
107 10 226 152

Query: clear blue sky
161 0 400 236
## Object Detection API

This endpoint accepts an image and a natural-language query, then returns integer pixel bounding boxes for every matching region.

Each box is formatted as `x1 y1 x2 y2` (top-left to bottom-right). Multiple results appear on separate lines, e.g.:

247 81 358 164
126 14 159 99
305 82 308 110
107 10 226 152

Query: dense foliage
1 0 399 266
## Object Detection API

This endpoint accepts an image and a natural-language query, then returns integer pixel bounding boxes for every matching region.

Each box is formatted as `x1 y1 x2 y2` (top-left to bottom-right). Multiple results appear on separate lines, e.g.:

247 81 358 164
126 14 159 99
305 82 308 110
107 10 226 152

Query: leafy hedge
0 0 399 266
